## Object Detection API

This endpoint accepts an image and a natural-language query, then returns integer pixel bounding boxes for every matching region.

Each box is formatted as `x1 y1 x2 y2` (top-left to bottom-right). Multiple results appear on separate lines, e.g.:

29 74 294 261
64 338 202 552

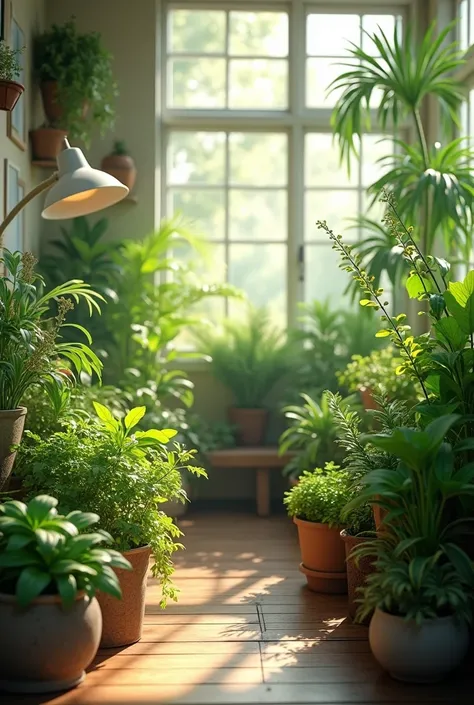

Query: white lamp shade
42 145 129 220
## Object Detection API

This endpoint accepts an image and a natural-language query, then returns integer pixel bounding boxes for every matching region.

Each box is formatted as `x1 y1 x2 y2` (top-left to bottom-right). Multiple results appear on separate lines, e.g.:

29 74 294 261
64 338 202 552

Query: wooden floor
11 511 474 704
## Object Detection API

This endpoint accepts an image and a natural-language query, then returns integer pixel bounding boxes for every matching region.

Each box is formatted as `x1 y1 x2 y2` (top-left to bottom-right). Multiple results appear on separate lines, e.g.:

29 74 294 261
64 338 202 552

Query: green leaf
27 495 57 526
406 273 432 299
0 550 40 567
16 567 51 607
124 406 146 431
56 574 78 608
375 329 391 338
93 402 117 426
135 428 177 443
66 511 99 531
50 560 98 576
434 317 467 351
93 570 122 600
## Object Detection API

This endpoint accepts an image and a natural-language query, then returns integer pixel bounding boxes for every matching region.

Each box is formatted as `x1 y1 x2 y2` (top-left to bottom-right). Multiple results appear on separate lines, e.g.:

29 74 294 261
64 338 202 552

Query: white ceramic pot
369 607 470 683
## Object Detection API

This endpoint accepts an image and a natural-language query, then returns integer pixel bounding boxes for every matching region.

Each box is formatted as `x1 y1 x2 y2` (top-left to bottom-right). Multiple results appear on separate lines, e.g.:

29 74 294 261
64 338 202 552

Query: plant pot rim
293 516 343 530
0 407 27 417
340 529 373 542
0 589 87 606
0 79 24 91
374 606 459 626
121 544 151 558
299 562 347 580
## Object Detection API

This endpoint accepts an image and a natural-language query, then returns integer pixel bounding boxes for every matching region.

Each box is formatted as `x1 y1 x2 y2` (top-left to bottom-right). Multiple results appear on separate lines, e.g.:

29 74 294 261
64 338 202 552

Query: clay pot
40 81 87 125
0 407 27 490
30 128 68 162
101 153 137 191
0 80 24 111
98 545 151 648
228 407 268 446
369 608 469 683
293 517 347 594
341 530 375 624
0 591 102 693
360 387 378 410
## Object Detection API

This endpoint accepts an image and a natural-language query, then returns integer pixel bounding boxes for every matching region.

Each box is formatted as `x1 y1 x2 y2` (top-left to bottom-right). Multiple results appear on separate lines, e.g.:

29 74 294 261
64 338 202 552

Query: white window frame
159 0 412 328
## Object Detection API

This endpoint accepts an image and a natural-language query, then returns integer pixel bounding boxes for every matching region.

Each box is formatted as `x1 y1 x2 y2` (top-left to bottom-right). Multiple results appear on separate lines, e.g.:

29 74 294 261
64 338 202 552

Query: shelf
31 159 57 168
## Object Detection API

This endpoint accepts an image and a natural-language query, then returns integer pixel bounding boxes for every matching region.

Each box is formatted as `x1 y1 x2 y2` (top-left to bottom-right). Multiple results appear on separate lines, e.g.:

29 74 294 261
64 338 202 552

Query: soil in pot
0 407 27 490
101 153 137 191
228 407 268 446
0 591 102 693
341 530 375 624
98 545 151 648
0 80 24 111
369 608 470 683
294 517 347 594
30 128 68 162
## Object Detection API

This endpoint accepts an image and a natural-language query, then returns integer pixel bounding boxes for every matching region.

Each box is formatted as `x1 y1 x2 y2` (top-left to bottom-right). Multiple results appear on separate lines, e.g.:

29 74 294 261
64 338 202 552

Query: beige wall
1 0 46 253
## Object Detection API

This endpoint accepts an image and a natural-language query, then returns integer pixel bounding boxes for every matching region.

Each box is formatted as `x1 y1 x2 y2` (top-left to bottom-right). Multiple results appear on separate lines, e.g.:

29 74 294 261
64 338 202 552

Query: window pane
168 10 226 54
228 244 287 324
229 59 287 109
361 134 392 187
460 0 469 51
229 12 289 57
229 133 287 186
229 190 287 241
305 245 353 307
305 133 357 188
306 58 343 108
168 132 226 185
168 58 226 108
306 13 360 57
361 14 399 53
305 190 359 240
361 193 386 224
169 189 225 240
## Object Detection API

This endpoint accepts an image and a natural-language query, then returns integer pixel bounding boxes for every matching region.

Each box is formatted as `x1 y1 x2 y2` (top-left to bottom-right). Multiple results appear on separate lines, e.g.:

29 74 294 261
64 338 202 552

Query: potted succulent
0 494 131 693
197 307 292 446
283 462 352 594
16 402 207 648
32 18 117 158
0 249 102 490
0 40 24 111
339 503 375 623
101 140 137 191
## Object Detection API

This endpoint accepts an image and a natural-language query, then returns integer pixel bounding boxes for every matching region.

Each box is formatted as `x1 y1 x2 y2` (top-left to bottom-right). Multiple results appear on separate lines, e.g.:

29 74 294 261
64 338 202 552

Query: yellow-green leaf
124 407 146 431
375 329 391 338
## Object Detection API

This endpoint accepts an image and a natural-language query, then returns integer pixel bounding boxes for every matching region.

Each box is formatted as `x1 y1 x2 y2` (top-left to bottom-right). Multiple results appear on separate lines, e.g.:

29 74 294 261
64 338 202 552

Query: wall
1 0 46 253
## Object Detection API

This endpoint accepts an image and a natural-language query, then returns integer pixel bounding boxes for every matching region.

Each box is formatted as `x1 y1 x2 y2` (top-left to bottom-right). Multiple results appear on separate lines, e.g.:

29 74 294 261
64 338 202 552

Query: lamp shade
42 143 129 220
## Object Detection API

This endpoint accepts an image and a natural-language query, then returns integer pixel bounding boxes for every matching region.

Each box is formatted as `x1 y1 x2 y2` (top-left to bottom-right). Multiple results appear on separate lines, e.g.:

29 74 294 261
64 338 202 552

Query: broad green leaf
135 428 177 443
93 570 122 599
406 273 432 299
124 406 146 431
27 495 57 526
375 329 390 338
66 511 99 531
50 560 98 576
434 317 467 351
16 567 51 607
56 574 78 608
93 402 117 426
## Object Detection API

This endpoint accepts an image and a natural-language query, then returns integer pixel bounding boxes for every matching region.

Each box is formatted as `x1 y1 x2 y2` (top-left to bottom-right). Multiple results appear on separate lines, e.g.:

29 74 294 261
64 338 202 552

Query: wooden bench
206 447 295 518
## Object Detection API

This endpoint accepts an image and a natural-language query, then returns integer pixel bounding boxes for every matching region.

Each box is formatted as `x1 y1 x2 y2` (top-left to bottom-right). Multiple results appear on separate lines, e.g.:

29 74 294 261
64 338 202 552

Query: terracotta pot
360 387 378 410
293 517 347 594
341 530 375 624
30 128 68 162
98 545 151 648
0 591 102 693
228 407 268 446
101 153 137 191
0 407 27 490
0 80 24 111
40 80 88 125
369 608 469 683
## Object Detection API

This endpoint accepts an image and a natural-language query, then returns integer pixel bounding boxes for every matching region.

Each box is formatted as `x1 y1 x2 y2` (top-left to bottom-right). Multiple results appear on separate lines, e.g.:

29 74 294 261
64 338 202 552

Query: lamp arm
0 171 59 247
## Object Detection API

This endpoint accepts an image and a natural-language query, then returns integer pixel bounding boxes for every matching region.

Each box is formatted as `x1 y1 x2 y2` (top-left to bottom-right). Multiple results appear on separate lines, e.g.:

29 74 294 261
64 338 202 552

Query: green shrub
283 463 352 526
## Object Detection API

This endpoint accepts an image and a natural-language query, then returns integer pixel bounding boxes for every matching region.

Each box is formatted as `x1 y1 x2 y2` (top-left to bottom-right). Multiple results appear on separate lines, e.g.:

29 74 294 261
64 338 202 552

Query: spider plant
329 20 474 285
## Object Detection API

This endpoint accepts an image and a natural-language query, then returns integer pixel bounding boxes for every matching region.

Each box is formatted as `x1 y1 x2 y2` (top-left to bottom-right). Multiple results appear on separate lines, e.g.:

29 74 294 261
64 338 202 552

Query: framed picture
7 15 26 150
3 159 25 253
0 0 5 41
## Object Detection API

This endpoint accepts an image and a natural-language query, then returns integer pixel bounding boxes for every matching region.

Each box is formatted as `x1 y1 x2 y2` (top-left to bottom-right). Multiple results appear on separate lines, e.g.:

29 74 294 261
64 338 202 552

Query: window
161 3 404 326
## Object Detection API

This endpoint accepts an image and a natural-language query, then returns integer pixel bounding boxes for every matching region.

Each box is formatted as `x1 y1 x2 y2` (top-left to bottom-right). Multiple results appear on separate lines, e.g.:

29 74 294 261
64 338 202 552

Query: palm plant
329 21 474 283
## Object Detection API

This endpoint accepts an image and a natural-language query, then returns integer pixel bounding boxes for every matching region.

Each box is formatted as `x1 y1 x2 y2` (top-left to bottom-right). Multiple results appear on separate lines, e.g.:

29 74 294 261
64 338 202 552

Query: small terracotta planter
40 80 87 124
101 152 137 191
30 128 68 162
0 591 102 693
293 517 347 594
0 80 24 111
228 407 268 446
0 407 27 490
360 387 378 411
98 545 151 648
341 530 375 624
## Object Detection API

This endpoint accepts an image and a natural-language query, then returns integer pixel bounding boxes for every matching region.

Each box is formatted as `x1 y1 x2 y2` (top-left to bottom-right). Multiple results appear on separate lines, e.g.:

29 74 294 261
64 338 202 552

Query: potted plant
0 249 103 490
0 40 24 112
197 307 292 446
283 462 352 594
0 494 131 693
32 18 117 158
16 402 207 648
101 140 137 191
339 503 375 623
